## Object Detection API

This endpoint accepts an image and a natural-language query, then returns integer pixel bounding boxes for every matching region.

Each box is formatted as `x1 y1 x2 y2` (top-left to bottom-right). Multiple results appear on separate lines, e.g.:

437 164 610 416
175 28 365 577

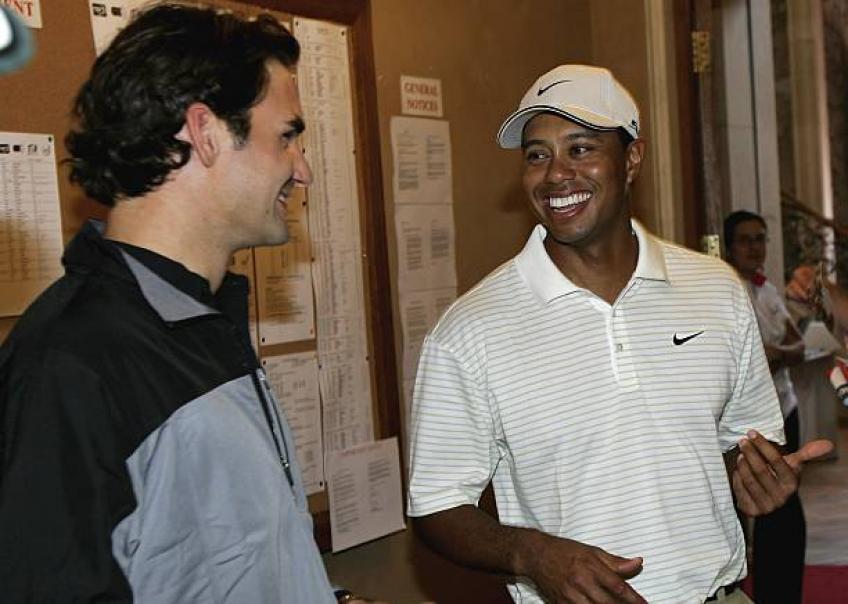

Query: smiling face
521 113 643 249
216 61 312 250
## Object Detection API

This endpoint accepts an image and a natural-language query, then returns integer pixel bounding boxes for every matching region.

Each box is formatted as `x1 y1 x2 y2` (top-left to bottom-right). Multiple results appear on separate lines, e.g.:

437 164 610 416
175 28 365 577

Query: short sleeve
406 335 500 517
717 295 786 451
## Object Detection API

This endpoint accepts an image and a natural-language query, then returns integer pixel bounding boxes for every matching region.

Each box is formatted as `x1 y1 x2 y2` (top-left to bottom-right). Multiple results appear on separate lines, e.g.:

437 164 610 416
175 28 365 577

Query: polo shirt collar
631 219 669 283
516 219 670 304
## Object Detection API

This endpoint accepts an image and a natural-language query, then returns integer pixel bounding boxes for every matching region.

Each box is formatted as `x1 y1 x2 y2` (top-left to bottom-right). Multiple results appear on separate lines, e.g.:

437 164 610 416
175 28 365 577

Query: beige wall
589 0 658 232
371 0 593 295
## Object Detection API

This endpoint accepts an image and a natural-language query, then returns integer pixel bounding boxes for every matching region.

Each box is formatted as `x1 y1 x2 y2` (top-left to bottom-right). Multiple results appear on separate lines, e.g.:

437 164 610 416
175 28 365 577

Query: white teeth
548 192 591 208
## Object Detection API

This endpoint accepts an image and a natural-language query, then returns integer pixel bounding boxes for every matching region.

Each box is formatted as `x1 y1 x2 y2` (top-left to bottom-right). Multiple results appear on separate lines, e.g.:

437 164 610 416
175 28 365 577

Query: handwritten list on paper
294 17 374 453
0 132 63 317
262 352 325 495
327 437 405 552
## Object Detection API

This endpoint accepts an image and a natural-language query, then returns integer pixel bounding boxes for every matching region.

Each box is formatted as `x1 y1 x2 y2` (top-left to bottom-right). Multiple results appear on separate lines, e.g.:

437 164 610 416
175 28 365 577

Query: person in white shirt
724 210 807 603
407 64 833 604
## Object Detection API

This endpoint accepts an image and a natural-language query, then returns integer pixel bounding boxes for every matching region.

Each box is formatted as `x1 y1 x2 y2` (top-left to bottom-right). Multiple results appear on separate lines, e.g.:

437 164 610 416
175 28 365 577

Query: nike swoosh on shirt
537 79 572 96
672 331 705 345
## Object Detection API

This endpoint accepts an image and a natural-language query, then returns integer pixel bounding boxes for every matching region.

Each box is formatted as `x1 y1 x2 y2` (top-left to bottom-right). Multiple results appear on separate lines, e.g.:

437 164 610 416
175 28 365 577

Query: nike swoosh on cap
537 79 572 96
672 331 705 345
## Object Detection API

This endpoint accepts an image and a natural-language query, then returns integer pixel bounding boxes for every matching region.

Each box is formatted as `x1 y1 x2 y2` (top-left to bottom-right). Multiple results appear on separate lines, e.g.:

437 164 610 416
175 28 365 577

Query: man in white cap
406 65 832 603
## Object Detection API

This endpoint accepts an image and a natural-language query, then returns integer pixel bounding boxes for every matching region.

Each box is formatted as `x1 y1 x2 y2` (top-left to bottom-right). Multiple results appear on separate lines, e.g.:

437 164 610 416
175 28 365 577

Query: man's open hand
732 430 834 516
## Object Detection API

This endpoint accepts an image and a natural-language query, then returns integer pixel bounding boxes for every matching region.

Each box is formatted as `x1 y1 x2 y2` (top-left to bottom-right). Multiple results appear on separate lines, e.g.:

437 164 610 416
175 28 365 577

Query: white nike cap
496 64 640 149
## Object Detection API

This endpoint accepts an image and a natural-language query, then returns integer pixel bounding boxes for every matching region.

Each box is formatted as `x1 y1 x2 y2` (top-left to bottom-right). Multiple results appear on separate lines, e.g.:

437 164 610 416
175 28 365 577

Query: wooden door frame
673 0 706 250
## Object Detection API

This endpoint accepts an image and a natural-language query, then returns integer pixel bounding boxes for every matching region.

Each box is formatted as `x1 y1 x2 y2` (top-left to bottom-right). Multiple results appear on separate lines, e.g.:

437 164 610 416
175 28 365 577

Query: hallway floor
799 422 848 564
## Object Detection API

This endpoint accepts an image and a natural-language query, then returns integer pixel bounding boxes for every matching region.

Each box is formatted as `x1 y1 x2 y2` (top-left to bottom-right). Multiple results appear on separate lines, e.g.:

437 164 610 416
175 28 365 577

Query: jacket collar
64 220 237 323
120 251 220 322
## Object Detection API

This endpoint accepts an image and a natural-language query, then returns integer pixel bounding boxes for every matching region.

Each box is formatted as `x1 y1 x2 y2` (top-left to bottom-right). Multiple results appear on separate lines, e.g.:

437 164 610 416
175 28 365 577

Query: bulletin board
0 0 399 552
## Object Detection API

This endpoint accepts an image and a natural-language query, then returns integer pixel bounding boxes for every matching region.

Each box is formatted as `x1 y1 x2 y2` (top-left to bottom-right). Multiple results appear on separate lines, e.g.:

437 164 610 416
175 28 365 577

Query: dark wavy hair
66 3 300 206
723 209 767 251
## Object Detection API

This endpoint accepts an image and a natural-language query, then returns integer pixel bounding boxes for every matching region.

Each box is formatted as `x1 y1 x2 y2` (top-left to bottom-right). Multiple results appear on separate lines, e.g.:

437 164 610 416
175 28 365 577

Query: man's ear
177 102 221 168
624 138 646 185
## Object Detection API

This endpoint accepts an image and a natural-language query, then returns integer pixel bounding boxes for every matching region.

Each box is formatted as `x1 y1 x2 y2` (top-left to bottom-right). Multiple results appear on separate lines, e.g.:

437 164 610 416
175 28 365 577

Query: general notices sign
400 75 443 118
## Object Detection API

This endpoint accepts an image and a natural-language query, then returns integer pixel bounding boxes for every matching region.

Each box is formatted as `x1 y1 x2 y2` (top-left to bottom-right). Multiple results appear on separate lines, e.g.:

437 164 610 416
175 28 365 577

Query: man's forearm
412 504 648 603
412 504 545 578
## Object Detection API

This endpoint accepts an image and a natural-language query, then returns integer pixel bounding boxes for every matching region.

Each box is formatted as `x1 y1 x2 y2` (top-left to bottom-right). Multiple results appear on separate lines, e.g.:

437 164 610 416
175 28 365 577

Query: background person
786 263 848 337
724 210 808 603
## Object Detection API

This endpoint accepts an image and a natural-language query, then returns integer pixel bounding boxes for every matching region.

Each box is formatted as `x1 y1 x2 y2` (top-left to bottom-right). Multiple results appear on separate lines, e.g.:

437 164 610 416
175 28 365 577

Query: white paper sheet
294 17 374 452
254 188 315 345
262 352 325 495
390 116 452 206
227 248 259 354
398 286 456 378
326 437 405 552
0 132 63 316
390 117 457 421
802 320 843 360
397 287 456 430
319 358 374 452
87 0 147 55
395 204 457 291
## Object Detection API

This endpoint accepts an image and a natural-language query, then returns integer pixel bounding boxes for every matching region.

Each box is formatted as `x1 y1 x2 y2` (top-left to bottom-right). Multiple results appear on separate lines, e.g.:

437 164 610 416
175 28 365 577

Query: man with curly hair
0 4 347 602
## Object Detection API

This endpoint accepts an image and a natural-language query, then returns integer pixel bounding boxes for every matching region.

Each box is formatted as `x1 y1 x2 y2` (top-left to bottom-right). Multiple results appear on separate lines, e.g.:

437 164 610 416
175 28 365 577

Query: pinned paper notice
262 352 325 495
401 75 443 117
390 116 453 206
4 0 41 28
0 131 63 316
88 0 147 55
327 437 405 552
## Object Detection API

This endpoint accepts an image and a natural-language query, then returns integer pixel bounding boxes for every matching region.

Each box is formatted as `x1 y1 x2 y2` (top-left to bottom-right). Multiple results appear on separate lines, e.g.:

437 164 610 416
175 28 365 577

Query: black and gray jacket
0 222 335 603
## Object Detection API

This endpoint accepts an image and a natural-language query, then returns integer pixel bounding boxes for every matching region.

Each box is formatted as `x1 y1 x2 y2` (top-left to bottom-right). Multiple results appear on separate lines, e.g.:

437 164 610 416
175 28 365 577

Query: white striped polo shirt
407 221 785 603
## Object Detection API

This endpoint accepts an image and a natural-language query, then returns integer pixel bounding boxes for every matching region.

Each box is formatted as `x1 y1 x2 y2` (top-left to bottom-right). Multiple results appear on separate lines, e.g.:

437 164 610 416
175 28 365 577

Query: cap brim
496 105 621 149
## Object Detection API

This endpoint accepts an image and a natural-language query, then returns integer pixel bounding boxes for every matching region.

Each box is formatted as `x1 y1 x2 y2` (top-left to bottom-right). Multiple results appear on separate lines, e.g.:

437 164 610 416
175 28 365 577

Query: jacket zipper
250 369 295 488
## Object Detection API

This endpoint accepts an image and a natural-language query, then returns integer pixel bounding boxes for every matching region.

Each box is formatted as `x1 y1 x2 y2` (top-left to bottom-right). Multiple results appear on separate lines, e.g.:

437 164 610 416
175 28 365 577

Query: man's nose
292 144 313 187
545 154 576 183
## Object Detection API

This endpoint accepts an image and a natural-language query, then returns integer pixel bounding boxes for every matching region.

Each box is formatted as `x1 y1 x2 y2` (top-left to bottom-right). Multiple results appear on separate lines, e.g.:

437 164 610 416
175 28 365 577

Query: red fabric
741 573 753 598
803 566 848 604
743 566 848 603
750 271 767 287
